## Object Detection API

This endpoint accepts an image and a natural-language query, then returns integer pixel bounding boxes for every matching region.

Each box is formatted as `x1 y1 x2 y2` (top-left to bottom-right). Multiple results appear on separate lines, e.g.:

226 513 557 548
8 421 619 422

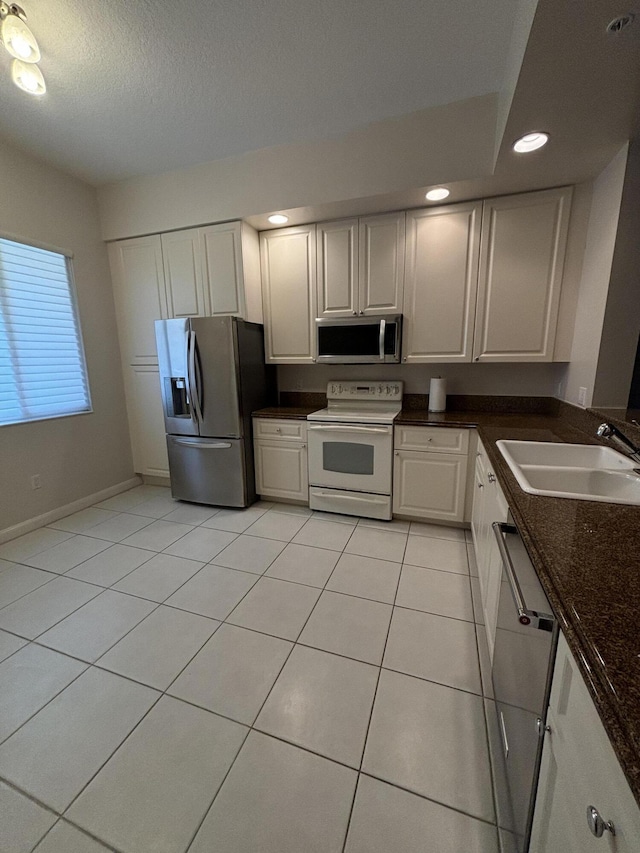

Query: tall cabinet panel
201 222 246 317
316 219 358 317
108 235 168 365
161 229 206 319
260 225 317 363
402 202 482 363
473 187 572 362
107 235 169 477
359 212 405 314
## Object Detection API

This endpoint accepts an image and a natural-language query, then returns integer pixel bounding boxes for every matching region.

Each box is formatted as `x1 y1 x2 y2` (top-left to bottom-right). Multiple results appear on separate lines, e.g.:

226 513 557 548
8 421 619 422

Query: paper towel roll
429 377 447 412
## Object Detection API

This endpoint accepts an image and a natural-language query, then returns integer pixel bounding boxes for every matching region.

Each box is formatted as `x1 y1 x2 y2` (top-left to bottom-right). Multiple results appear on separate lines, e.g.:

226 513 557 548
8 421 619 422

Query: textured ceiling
0 0 517 184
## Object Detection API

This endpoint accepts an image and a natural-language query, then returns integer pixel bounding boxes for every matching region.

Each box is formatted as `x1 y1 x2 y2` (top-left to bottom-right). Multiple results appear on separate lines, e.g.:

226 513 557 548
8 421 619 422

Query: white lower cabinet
471 439 509 659
393 426 469 522
531 633 640 852
253 418 308 503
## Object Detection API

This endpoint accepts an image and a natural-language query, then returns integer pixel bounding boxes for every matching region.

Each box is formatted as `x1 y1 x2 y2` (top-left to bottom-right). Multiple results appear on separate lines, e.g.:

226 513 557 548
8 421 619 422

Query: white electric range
307 380 403 519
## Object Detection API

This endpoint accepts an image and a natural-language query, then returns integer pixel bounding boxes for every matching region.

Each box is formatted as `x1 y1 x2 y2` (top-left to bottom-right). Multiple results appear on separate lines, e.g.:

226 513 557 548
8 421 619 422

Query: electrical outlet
578 387 588 407
30 474 42 490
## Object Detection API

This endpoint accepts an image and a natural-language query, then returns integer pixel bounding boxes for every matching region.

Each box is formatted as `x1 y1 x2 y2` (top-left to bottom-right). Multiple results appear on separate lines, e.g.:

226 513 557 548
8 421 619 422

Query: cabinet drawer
394 425 469 454
253 418 307 441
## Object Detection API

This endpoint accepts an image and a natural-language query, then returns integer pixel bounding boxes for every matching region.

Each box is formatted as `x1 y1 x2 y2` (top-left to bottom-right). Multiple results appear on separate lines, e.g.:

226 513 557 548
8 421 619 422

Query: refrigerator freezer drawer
166 435 248 507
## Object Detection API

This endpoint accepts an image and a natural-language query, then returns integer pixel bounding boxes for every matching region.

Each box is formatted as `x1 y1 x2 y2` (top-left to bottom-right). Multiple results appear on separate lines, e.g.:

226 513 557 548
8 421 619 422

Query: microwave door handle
379 319 386 361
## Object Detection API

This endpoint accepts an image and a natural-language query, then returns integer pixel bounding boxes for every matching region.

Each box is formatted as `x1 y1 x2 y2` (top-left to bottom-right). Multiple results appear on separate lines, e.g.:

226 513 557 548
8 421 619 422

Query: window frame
0 232 93 428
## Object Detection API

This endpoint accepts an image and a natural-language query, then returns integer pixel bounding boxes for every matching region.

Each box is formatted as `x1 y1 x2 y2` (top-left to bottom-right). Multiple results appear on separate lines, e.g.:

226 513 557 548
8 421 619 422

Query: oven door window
323 441 374 475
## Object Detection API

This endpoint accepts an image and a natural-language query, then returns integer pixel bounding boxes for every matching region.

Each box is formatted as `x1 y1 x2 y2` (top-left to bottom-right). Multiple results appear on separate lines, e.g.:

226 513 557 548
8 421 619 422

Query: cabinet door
317 219 358 317
254 440 308 502
359 212 405 315
200 222 245 317
402 202 482 362
473 187 572 362
260 226 317 363
161 229 206 319
531 634 640 853
108 236 167 365
125 366 169 477
393 450 467 521
471 455 487 580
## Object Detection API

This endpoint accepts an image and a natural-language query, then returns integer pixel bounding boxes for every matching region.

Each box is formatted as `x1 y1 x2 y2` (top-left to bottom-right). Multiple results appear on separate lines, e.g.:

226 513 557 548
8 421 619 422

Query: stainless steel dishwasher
491 521 558 852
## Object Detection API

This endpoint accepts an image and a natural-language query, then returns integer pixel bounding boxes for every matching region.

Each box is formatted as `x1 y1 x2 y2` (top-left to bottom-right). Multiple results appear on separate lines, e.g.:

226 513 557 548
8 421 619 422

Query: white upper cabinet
108 235 167 365
402 202 482 363
261 225 317 363
200 222 263 322
358 212 405 314
161 229 205 319
473 186 572 362
317 219 358 317
316 212 405 319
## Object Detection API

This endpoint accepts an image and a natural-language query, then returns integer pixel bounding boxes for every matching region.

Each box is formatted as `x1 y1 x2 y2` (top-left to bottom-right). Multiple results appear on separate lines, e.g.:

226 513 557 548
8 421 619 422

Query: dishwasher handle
492 522 554 627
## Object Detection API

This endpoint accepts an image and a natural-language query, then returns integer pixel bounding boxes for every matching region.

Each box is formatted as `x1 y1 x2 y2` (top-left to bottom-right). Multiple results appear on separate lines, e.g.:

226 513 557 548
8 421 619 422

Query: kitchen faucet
596 423 640 464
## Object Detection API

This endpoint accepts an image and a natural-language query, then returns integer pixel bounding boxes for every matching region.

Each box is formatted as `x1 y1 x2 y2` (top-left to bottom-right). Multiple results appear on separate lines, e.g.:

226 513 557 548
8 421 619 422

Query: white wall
279 363 564 397
561 144 628 407
0 139 134 532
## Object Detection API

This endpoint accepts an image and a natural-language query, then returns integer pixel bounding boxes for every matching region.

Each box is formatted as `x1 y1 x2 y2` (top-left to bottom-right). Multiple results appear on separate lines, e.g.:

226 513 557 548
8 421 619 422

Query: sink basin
496 440 640 505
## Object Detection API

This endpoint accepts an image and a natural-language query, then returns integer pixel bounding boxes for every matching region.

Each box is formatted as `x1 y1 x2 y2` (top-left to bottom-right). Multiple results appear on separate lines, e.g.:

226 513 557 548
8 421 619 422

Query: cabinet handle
474 356 480 362
352 310 357 315
359 310 364 315
275 427 281 433
487 472 496 483
395 451 399 456
586 806 615 838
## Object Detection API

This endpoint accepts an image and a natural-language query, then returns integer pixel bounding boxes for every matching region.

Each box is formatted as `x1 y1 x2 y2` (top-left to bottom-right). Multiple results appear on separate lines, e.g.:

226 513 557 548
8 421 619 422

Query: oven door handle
492 522 554 626
379 318 386 361
308 424 390 434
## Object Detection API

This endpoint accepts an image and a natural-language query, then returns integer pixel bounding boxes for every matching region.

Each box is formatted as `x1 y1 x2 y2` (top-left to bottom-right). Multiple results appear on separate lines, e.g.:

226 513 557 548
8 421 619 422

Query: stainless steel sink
496 440 640 505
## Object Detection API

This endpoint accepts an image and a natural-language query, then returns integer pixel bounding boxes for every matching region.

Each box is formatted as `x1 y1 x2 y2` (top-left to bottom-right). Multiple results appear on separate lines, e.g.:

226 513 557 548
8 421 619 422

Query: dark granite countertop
254 400 640 804
474 417 640 808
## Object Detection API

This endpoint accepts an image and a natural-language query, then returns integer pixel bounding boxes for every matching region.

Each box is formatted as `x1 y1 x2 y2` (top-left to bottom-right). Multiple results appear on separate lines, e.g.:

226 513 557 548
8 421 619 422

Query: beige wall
278 363 564 396
561 144 628 407
97 95 498 241
0 139 134 532
592 139 640 408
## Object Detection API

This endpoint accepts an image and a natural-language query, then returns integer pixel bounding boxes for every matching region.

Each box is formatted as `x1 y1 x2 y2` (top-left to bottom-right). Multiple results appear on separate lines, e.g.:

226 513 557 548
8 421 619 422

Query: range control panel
326 381 403 402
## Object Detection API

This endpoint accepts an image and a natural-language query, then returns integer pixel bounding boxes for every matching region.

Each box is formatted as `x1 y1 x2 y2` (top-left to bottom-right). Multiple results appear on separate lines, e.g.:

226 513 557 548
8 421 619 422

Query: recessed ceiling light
425 187 450 201
268 214 289 225
513 132 549 153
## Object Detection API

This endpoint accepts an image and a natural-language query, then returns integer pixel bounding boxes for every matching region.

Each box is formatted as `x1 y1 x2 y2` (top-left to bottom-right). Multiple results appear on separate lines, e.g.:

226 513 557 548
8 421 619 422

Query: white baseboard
0 476 143 545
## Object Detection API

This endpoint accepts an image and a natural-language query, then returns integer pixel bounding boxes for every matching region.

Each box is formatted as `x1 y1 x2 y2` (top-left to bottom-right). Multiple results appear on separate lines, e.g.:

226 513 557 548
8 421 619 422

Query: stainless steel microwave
315 315 402 363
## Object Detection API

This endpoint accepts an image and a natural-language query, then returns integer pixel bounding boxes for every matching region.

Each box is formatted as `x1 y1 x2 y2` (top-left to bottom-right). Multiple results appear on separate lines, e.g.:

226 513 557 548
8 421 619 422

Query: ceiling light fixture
513 132 549 153
0 3 45 94
268 214 289 225
425 187 450 201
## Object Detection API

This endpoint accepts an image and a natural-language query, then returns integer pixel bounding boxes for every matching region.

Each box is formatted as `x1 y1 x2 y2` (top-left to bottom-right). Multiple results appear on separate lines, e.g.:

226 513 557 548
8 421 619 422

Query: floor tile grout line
339 525 406 853
182 536 334 853
31 815 122 853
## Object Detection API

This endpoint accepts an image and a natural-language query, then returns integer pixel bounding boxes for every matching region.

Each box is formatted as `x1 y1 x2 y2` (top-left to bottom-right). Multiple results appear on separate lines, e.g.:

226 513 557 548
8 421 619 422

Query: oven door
307 423 393 494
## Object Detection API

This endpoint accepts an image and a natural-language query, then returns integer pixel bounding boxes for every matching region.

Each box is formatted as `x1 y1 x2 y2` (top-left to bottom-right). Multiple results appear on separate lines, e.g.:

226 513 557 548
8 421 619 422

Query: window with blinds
0 237 91 426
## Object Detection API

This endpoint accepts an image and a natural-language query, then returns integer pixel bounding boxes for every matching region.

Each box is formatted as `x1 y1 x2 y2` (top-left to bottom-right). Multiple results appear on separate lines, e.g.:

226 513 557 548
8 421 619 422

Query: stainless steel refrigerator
155 316 274 506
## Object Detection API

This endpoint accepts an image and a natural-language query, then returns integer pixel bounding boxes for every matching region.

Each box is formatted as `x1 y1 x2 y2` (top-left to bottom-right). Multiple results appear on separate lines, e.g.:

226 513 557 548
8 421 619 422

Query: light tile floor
0 484 503 853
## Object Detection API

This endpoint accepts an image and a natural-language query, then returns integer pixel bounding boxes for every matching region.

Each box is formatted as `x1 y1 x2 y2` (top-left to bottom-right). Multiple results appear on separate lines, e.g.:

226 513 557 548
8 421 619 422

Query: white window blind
0 237 91 426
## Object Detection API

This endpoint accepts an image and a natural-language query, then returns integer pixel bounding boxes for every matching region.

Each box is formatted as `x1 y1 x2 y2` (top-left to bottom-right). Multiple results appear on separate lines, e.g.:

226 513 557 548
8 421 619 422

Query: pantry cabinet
402 202 482 362
253 418 308 503
473 187 572 362
471 439 509 659
108 223 261 477
316 212 405 319
260 225 317 363
393 426 470 522
530 633 640 852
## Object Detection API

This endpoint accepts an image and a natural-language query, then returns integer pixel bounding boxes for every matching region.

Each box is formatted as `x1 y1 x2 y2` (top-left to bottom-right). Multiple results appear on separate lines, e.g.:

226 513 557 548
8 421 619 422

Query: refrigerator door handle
187 330 203 426
172 439 232 450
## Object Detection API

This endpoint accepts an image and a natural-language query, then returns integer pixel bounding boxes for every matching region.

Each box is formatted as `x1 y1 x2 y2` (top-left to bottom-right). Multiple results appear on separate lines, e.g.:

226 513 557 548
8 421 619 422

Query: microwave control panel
326 381 403 402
